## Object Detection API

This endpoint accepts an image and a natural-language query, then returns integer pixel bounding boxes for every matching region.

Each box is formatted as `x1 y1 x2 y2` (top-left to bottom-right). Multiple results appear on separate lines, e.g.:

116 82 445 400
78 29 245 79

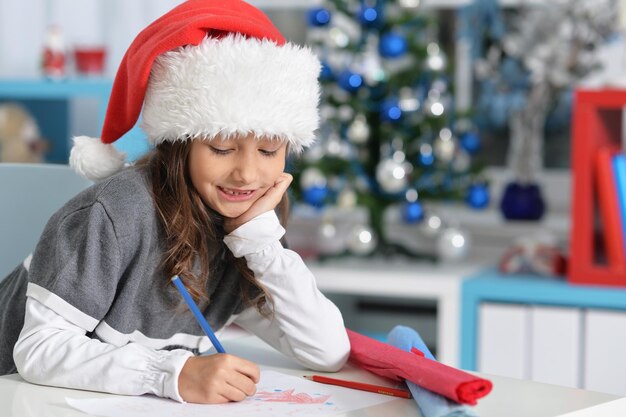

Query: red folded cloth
347 329 492 405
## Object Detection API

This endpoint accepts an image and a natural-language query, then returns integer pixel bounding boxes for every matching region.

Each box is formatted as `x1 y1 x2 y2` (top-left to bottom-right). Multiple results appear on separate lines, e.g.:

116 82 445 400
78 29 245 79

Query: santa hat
70 0 321 181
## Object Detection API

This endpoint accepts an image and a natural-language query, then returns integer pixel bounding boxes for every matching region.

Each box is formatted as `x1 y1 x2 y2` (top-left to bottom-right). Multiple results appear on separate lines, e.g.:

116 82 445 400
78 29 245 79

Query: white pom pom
69 136 127 181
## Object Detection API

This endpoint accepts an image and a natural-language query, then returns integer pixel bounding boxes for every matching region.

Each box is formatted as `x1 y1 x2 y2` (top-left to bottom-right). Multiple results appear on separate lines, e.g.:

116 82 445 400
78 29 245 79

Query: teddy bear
0 103 49 163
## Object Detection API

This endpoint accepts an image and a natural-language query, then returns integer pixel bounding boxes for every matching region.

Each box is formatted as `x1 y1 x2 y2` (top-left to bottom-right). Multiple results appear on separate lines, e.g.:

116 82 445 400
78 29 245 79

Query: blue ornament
466 184 490 209
320 61 333 82
358 6 382 27
460 132 481 154
379 32 407 58
337 70 363 92
307 7 331 27
303 185 328 207
500 182 545 220
419 146 434 166
380 99 402 122
403 201 424 224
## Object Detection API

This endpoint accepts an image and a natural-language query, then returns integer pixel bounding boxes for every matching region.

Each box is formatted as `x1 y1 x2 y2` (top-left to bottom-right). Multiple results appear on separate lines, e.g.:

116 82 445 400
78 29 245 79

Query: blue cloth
387 326 478 417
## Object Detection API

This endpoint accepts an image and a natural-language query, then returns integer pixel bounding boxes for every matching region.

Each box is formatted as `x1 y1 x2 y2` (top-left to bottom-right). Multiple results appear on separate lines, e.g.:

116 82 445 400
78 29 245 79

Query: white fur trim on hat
141 34 321 153
69 136 127 181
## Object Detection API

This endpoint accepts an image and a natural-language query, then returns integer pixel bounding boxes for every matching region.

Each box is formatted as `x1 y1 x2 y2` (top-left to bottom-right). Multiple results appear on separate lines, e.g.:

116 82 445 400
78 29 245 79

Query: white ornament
338 105 355 121
426 99 445 117
434 135 456 163
437 227 471 262
376 158 408 193
419 213 443 237
324 134 344 157
425 42 447 72
399 0 420 8
300 167 327 188
317 218 345 256
452 148 471 172
303 143 325 163
329 27 350 48
337 187 358 208
347 114 370 144
399 87 420 112
347 224 377 256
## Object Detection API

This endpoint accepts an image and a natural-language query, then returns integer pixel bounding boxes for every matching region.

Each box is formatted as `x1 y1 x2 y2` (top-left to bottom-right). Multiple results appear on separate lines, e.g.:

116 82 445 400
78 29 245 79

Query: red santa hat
70 0 321 181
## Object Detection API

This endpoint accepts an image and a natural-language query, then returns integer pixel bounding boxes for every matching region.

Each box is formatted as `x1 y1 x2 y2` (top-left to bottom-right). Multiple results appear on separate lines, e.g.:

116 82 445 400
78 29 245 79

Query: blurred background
2 0 626 397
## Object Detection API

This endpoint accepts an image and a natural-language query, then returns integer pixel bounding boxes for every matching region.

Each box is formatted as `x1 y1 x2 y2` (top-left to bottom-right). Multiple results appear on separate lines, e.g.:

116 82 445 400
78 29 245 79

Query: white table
309 259 483 366
0 335 621 417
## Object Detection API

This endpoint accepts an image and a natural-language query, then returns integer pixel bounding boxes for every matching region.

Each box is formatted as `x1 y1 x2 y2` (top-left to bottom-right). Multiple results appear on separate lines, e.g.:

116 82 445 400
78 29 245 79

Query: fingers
255 173 293 210
226 370 257 397
223 173 293 233
227 354 260 384
178 354 260 404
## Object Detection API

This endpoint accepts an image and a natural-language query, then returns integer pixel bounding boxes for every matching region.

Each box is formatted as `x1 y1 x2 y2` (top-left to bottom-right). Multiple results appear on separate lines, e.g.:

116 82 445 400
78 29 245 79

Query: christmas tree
291 0 487 260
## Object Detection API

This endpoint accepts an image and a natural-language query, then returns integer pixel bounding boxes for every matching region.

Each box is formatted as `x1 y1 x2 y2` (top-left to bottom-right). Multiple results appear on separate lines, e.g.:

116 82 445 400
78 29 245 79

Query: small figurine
42 25 66 79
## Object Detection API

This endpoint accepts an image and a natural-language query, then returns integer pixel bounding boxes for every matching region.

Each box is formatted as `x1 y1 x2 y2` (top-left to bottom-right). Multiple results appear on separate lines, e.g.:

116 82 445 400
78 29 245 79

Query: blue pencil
171 275 226 353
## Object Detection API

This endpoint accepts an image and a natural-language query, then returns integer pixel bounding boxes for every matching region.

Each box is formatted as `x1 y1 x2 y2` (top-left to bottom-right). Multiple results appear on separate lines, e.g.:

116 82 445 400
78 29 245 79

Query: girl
0 0 350 404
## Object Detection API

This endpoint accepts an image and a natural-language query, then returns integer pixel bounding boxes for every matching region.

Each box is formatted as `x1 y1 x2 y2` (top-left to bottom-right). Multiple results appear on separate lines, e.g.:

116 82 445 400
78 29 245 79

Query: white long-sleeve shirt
5 168 348 402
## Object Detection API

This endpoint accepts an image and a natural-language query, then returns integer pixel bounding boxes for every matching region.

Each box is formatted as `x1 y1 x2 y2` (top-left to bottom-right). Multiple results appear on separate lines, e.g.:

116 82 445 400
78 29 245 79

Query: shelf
0 77 149 163
0 78 112 99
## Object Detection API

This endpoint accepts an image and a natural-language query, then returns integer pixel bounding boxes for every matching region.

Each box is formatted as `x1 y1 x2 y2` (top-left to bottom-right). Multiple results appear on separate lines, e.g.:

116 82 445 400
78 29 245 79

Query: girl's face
188 134 287 219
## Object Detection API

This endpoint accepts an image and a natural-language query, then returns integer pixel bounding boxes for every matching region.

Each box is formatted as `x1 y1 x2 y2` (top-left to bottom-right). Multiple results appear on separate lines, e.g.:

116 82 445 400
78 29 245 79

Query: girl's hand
178 354 260 403
223 173 292 233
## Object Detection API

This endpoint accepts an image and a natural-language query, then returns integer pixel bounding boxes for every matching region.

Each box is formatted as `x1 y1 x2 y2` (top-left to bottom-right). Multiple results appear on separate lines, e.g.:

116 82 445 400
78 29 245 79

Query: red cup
74 47 106 75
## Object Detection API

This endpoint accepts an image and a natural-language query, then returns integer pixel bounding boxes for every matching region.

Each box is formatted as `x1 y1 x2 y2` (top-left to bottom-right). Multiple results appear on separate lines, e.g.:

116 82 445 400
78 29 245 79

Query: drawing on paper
66 369 396 417
254 389 332 404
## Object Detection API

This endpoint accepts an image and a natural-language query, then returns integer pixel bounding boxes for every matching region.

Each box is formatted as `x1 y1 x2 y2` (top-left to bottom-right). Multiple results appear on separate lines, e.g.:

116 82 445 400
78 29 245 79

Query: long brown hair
137 141 290 313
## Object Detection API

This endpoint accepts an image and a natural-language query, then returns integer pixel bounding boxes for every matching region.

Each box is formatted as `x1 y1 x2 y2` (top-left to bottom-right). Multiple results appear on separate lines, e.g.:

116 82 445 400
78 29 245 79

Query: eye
259 148 280 157
208 145 232 155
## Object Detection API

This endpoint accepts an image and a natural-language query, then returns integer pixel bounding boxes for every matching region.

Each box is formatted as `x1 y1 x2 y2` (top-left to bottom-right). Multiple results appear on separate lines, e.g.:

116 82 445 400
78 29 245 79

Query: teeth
224 189 252 196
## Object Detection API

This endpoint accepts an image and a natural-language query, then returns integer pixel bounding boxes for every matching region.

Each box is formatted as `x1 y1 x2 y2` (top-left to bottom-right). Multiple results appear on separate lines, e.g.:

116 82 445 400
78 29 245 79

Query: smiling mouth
219 187 254 195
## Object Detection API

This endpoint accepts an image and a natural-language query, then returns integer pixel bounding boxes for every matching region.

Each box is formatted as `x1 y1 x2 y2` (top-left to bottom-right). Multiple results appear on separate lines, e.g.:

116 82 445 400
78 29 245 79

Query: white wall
0 0 471 78
0 0 181 77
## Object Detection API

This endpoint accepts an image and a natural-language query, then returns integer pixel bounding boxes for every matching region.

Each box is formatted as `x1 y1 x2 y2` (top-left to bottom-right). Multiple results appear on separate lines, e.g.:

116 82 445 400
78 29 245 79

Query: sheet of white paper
66 370 398 417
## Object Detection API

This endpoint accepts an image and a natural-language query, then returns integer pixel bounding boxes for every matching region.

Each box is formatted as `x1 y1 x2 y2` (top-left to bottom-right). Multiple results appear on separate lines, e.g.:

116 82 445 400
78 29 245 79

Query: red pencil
303 375 412 399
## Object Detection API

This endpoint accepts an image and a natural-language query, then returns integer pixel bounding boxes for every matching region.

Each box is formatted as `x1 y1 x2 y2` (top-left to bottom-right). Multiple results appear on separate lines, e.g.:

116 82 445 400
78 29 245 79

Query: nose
231 153 259 185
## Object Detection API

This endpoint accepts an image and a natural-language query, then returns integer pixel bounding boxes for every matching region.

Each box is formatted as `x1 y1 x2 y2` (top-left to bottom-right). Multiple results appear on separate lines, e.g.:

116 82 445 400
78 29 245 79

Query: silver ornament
437 227 471 262
425 42 447 72
434 129 456 163
317 217 345 256
399 87 419 112
319 105 336 122
419 213 443 237
452 148 471 172
347 114 370 144
300 167 326 189
405 188 418 202
399 0 420 8
329 27 349 48
376 158 408 193
347 224 377 256
324 134 344 157
360 41 386 85
393 149 406 163
425 98 445 117
338 105 355 122
302 143 325 163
